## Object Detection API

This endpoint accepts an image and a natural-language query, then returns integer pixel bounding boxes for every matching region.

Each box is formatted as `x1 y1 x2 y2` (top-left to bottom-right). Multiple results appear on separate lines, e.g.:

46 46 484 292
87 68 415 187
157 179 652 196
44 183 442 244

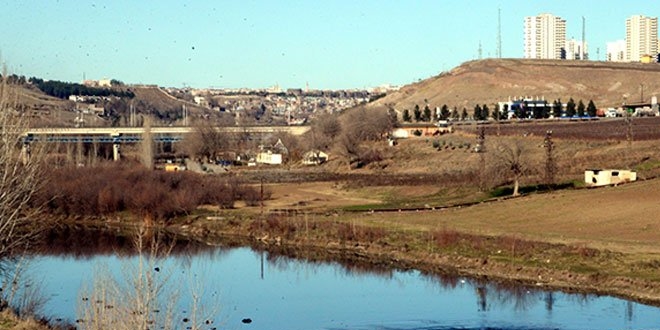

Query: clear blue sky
1 1 658 89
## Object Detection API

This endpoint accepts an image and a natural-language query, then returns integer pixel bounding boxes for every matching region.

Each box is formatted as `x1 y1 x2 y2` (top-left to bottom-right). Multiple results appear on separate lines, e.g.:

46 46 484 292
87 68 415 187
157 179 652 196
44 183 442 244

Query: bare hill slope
371 59 660 111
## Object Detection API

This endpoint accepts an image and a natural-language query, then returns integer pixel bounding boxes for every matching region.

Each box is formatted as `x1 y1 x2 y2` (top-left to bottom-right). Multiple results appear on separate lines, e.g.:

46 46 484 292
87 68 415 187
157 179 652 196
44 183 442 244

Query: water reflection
14 226 660 330
30 225 221 258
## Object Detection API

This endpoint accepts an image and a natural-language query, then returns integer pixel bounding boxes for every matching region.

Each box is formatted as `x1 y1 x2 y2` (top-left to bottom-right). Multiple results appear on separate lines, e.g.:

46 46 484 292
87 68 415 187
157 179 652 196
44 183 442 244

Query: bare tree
0 68 47 257
183 119 232 163
337 107 393 168
494 140 527 196
305 113 341 164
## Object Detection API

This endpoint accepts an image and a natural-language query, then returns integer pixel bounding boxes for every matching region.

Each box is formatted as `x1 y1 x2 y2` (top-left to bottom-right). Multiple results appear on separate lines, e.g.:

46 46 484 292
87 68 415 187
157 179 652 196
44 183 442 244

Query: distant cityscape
524 13 658 63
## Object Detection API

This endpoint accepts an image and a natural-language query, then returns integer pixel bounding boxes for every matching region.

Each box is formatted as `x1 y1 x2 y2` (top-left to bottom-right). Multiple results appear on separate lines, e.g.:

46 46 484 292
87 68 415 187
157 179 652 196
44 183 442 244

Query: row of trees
28 77 135 99
400 98 599 123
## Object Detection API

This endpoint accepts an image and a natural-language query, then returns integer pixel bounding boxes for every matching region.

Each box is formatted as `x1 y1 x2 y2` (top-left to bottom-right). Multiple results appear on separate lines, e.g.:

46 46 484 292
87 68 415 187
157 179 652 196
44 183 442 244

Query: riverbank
149 178 660 307
27 173 660 317
163 212 660 308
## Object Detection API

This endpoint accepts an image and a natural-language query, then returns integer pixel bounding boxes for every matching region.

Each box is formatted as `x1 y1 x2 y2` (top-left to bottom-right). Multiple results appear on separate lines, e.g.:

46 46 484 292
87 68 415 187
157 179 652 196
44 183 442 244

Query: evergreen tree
577 100 585 117
423 105 432 122
541 104 550 119
473 104 483 121
515 103 526 119
482 104 490 120
461 108 468 121
532 103 543 119
402 109 411 122
565 98 576 117
502 104 509 120
440 104 450 120
587 100 597 117
553 99 563 118
413 104 421 122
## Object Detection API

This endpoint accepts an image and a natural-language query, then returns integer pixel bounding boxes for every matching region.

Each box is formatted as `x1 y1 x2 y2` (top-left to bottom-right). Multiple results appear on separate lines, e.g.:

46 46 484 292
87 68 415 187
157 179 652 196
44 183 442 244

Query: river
16 243 660 330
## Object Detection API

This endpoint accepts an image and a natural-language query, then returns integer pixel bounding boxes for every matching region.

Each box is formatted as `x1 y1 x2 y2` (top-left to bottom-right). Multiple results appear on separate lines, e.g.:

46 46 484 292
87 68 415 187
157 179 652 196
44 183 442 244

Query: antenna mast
478 41 483 60
581 16 586 60
497 8 502 58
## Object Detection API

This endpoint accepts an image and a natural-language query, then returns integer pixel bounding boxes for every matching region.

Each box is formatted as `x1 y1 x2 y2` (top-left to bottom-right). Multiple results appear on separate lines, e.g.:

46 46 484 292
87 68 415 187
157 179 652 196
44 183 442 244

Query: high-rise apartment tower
524 13 567 59
626 15 658 62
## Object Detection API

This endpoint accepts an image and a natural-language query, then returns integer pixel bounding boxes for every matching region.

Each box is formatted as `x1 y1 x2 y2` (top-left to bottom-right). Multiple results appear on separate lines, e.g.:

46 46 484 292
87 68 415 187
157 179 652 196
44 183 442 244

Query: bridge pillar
111 133 121 161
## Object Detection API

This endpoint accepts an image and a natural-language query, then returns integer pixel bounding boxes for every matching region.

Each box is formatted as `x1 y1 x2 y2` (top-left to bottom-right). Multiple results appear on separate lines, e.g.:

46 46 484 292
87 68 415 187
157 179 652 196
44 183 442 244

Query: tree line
400 98 598 122
28 77 135 99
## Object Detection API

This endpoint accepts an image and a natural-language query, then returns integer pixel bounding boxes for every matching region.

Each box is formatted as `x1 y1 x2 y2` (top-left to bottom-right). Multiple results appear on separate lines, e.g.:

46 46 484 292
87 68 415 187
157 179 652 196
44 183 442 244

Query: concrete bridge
22 125 310 161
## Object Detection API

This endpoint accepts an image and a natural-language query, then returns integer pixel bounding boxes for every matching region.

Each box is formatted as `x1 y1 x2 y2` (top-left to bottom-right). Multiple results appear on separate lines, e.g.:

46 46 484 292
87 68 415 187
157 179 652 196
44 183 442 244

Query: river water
19 245 660 330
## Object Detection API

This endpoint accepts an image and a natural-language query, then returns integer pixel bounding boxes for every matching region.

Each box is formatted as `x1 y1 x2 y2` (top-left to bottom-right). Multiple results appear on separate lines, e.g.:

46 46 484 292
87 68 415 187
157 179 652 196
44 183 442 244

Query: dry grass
0 310 48 330
350 178 660 254
370 58 660 111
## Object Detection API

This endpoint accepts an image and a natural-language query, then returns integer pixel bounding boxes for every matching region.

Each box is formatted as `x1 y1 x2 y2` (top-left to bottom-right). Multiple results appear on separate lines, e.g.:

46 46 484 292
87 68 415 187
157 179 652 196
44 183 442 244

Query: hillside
370 58 660 111
131 86 207 113
5 83 213 127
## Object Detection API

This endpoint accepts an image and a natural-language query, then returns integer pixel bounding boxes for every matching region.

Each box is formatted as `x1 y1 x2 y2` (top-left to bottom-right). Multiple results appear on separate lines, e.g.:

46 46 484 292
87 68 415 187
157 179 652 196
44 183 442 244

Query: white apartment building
524 13 567 60
606 40 626 62
565 39 588 60
626 15 658 62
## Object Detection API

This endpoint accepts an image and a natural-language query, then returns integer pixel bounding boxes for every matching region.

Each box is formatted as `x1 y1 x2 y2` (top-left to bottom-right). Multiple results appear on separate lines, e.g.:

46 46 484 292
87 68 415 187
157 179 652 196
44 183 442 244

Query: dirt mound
371 58 660 111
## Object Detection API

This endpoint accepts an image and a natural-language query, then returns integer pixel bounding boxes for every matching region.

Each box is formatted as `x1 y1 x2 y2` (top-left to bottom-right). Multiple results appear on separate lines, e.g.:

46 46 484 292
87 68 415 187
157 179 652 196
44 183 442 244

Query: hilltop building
565 38 588 60
606 40 626 62
524 13 567 60
626 15 658 62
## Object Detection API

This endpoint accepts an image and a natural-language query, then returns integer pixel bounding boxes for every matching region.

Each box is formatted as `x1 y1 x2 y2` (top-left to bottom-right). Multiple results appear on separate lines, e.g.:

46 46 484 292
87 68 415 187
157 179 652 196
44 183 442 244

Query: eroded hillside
371 59 660 111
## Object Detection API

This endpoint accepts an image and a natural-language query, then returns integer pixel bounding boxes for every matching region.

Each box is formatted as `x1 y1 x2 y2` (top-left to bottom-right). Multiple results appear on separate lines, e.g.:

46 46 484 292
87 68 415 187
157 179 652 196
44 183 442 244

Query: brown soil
369 58 660 111
263 182 382 210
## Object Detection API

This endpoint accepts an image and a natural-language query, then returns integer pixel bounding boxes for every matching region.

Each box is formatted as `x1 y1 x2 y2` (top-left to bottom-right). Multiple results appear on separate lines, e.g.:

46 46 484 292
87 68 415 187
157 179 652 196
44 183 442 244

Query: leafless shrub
36 165 264 221
77 226 220 330
433 229 461 248
0 66 48 257
571 243 599 258
0 258 49 320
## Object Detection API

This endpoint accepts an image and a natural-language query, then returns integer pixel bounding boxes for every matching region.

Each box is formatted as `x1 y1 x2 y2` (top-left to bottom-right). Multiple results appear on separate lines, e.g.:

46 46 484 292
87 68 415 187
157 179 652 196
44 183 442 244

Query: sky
0 0 659 90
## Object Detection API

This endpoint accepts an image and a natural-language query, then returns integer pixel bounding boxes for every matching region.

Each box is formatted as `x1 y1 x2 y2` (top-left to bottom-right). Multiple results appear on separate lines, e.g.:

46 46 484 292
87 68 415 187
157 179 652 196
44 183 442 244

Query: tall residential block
626 15 658 62
606 40 626 62
524 13 567 60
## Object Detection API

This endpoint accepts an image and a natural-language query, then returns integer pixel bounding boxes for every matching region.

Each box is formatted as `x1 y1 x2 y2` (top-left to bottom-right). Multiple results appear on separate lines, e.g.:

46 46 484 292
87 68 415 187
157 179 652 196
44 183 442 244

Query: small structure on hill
584 169 636 187
302 150 329 165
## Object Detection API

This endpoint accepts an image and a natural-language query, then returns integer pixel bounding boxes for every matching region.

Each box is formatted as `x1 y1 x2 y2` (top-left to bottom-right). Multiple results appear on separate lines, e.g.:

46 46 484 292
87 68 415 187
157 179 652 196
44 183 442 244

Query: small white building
302 150 328 165
391 128 410 139
585 169 637 187
256 151 283 165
